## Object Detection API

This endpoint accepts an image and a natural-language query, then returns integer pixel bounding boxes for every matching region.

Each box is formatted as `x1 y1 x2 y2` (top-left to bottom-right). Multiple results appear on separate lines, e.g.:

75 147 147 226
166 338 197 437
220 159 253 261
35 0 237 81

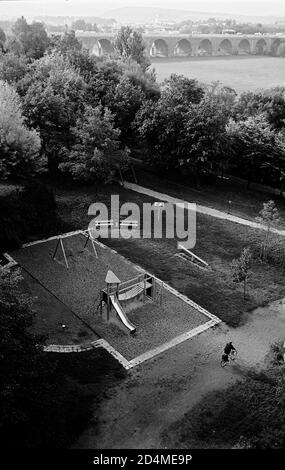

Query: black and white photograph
1 0 285 458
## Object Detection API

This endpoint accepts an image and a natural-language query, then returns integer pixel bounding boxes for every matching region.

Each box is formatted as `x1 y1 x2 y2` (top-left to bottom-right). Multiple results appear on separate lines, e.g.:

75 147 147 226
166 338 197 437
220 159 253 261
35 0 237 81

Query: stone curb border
1 253 18 270
43 339 131 369
44 321 217 370
128 320 217 368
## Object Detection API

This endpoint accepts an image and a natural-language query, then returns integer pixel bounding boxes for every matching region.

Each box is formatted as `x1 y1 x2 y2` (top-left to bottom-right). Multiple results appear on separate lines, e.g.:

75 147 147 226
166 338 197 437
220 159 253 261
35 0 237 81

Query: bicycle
220 349 237 367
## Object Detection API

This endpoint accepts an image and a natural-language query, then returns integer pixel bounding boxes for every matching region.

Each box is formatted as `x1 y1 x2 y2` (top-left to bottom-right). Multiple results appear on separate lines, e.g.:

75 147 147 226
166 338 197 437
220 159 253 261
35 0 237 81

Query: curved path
124 182 285 236
74 298 285 449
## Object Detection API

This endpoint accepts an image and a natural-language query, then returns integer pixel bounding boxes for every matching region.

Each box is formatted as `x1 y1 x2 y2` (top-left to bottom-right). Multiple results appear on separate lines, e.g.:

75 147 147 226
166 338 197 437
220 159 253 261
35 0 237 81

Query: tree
0 27 6 52
162 74 204 108
63 52 124 108
60 105 129 183
107 75 146 145
0 80 42 179
178 96 229 184
115 26 150 71
124 63 160 101
234 88 285 130
0 52 28 85
11 17 49 60
5 36 24 57
231 247 252 300
226 114 282 187
134 75 206 172
134 97 186 169
49 30 82 56
206 81 237 111
71 19 87 31
256 200 280 261
21 52 86 173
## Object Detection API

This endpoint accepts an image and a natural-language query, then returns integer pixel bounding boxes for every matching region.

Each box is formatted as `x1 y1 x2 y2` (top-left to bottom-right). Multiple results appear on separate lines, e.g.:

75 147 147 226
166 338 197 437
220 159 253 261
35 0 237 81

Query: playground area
11 232 212 360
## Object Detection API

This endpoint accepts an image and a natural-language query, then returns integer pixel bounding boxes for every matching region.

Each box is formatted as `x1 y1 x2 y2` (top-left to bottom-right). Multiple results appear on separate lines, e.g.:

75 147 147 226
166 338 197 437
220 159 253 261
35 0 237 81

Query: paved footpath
75 298 285 449
124 182 285 237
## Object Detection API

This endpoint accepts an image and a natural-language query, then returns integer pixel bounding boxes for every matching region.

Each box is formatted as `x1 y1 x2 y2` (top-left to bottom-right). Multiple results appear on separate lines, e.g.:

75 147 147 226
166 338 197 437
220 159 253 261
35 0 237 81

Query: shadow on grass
162 347 285 449
2 348 126 449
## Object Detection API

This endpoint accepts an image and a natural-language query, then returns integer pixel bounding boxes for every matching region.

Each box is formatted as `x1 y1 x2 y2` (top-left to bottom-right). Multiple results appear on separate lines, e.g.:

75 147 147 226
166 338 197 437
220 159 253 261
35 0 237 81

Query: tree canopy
0 80 41 179
11 16 49 60
115 26 150 71
1 16 285 191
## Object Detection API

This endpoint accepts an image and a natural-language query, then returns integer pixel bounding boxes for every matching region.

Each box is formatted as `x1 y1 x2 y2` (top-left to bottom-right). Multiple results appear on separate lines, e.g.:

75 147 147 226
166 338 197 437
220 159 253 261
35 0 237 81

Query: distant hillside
103 7 214 23
34 16 116 26
103 6 284 24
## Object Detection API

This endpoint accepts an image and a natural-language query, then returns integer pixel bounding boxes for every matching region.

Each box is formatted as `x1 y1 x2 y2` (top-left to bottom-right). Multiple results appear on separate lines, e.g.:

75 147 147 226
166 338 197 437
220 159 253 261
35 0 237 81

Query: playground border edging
17 229 221 369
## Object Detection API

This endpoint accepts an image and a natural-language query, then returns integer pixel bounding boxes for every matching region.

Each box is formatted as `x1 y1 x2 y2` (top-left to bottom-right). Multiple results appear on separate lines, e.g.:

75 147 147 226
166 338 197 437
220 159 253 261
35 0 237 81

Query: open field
151 56 285 93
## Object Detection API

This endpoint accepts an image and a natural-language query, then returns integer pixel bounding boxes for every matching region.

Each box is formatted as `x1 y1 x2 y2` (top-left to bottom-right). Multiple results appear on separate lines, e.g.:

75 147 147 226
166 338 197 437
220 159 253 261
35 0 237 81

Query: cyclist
221 353 229 365
224 341 236 355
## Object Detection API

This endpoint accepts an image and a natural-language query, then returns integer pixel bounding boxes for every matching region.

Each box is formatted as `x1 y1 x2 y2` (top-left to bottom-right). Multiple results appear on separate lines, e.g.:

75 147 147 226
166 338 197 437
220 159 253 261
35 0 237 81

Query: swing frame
52 230 98 269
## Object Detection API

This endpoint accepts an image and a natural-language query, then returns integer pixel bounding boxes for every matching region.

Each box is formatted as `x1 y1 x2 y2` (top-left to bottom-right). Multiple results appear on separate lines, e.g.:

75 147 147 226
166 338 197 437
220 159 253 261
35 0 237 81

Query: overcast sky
0 0 284 19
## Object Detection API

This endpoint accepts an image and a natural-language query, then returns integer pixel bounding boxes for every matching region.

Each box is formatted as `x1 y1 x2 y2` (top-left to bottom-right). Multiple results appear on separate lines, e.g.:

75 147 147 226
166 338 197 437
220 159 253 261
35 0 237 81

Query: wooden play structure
99 270 163 335
175 244 211 271
52 230 98 268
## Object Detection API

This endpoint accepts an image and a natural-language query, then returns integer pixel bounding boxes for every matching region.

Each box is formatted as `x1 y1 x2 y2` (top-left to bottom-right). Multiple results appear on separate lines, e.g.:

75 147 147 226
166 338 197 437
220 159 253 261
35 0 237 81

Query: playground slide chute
110 295 136 334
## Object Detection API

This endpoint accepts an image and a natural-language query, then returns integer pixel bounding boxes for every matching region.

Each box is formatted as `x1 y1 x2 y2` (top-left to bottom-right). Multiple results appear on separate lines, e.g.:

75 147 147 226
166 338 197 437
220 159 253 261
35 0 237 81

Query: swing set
52 230 98 269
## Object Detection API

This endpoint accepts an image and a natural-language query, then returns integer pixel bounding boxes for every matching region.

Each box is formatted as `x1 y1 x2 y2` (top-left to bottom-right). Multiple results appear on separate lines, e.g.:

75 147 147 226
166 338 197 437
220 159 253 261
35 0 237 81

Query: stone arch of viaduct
77 33 285 58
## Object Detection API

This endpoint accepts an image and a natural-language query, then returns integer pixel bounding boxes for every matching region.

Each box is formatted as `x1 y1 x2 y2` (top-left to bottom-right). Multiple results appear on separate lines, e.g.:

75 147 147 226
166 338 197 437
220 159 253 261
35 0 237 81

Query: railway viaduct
76 32 285 58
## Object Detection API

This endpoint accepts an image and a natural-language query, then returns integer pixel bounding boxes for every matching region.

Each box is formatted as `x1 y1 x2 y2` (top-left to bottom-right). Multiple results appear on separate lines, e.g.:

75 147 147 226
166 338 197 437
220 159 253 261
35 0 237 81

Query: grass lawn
151 56 285 93
50 346 126 386
51 182 285 328
135 170 285 228
46 347 126 448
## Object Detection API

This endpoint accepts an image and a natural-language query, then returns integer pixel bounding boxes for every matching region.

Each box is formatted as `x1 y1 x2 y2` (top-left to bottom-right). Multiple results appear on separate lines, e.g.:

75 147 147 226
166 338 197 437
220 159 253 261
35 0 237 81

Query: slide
110 295 136 334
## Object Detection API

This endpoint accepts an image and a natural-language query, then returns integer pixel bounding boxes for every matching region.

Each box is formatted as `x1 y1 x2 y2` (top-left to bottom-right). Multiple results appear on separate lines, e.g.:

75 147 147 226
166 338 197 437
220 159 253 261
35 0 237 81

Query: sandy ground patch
13 234 209 358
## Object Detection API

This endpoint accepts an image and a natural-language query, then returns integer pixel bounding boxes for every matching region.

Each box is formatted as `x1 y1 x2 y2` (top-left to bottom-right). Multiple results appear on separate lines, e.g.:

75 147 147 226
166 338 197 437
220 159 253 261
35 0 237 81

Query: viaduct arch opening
150 39 169 57
198 39 213 56
254 39 267 55
92 39 114 56
218 39 233 55
174 39 192 56
271 38 282 56
238 39 251 55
